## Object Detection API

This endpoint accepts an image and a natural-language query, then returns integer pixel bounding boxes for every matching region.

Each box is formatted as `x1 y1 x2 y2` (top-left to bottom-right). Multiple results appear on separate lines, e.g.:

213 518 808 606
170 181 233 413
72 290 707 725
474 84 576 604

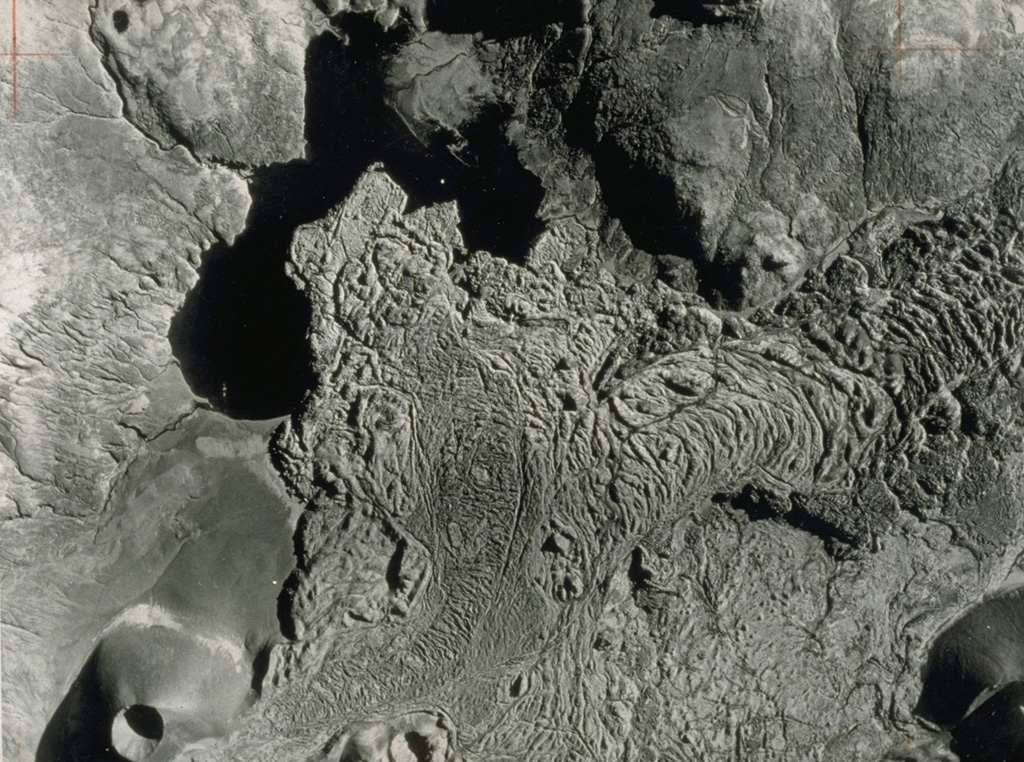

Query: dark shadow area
275 506 312 642
276 572 302 643
403 731 432 761
172 24 547 418
250 647 273 695
424 0 585 39
169 30 374 419
112 9 129 33
123 705 163 741
950 681 1024 762
719 484 785 521
358 100 545 262
386 538 408 592
917 587 1024 728
168 230 318 420
592 135 697 261
722 484 859 550
591 134 743 306
442 104 546 262
508 673 525 698
692 258 745 307
315 18 545 261
565 65 751 305
36 654 120 762
627 547 653 592
782 501 858 548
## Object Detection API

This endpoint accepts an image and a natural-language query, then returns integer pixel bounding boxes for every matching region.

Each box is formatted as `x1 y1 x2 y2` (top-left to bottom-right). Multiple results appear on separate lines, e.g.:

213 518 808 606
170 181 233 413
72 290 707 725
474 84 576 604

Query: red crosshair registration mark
858 0 996 81
2 0 64 117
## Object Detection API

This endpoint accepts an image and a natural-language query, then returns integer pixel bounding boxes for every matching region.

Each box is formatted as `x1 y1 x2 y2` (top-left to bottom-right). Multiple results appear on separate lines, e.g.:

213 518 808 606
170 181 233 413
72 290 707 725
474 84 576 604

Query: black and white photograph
5 1 1024 759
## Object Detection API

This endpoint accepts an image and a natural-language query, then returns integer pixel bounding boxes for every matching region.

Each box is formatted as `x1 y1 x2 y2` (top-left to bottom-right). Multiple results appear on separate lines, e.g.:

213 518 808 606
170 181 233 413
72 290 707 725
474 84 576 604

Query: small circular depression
112 9 129 33
111 704 163 761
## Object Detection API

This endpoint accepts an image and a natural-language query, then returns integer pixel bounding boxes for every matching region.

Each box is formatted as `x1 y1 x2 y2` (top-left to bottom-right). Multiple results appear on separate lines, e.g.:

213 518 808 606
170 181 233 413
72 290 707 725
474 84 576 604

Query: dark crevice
386 538 408 592
727 484 858 551
727 484 783 521
250 647 273 695
783 502 858 548
856 106 870 174
855 98 872 205
509 673 526 698
627 547 653 592
276 573 301 642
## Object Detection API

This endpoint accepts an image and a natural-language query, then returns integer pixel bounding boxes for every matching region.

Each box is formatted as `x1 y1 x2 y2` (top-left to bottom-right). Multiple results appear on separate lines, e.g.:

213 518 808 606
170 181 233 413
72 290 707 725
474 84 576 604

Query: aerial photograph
6 0 1024 760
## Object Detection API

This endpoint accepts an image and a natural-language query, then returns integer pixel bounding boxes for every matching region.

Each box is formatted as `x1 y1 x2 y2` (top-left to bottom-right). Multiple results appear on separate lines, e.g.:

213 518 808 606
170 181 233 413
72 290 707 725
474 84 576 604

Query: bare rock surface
9 1 1024 761
244 167 1024 761
90 0 316 166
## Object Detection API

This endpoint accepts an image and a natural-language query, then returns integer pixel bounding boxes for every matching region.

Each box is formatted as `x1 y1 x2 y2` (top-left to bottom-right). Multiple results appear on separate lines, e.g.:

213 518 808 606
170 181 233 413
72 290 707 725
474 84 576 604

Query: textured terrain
8 0 1024 760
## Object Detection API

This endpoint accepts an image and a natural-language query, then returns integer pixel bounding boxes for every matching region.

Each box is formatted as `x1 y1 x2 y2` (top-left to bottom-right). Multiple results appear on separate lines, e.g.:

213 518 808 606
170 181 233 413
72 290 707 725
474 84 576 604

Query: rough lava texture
9 1 1024 761
89 0 316 166
245 167 1024 761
